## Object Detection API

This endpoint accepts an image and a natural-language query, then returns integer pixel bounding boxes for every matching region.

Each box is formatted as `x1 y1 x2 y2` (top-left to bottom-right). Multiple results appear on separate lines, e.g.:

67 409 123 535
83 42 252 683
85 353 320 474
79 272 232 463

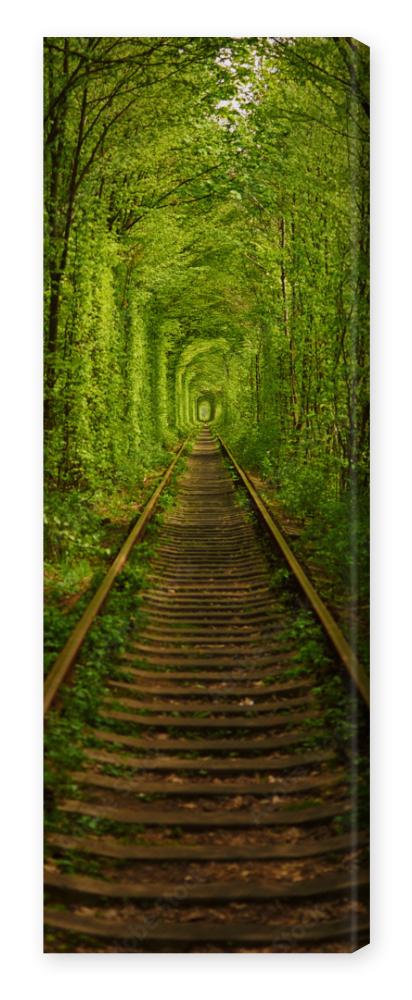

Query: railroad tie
44 427 369 953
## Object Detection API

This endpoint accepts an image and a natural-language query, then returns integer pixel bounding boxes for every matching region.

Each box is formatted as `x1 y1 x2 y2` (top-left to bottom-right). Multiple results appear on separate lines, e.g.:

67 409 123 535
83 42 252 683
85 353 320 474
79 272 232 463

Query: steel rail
217 434 369 707
44 427 369 952
44 438 189 715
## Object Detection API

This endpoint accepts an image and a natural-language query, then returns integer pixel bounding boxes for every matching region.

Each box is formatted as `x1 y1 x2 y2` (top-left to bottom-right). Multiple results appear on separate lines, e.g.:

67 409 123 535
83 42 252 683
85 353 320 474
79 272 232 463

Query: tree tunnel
174 337 230 430
44 35 370 508
197 399 211 422
43 37 370 951
196 392 216 422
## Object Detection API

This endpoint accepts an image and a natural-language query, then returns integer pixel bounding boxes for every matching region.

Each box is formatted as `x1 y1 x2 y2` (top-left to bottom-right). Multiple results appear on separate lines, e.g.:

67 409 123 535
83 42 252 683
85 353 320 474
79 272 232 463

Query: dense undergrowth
44 440 186 676
44 450 188 804
273 481 368 669
221 434 369 667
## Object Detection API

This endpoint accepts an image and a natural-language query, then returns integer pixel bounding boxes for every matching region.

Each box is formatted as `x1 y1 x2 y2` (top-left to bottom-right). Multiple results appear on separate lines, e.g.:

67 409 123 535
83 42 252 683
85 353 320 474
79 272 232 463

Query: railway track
44 427 369 952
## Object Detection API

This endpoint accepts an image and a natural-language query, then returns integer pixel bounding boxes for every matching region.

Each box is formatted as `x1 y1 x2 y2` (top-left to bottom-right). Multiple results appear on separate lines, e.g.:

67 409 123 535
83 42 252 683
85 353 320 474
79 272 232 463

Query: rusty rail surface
44 438 189 714
218 435 369 708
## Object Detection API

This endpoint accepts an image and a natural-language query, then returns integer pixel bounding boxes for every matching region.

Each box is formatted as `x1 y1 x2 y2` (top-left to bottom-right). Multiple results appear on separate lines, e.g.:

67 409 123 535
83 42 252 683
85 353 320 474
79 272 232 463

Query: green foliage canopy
44 36 369 505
